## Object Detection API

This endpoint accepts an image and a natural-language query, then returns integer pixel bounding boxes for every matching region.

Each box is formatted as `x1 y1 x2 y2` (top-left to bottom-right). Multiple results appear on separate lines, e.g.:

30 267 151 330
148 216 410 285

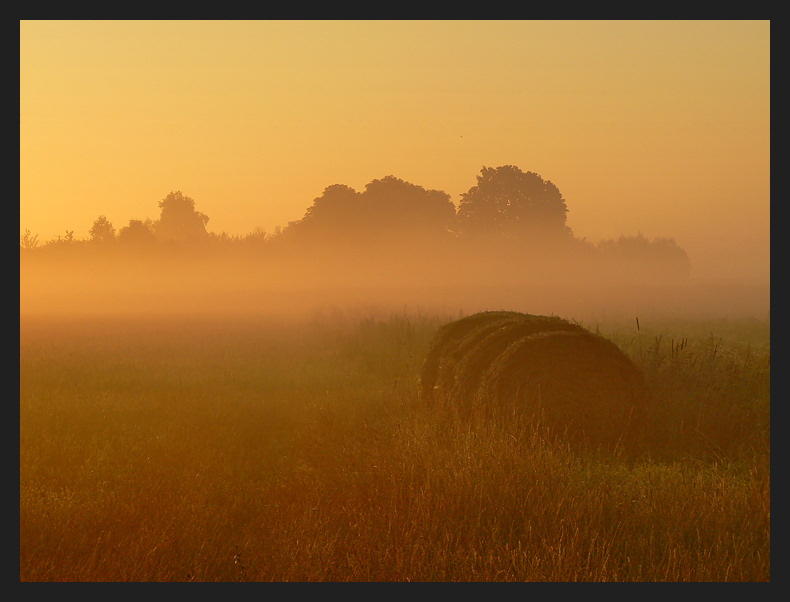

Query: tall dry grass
19 311 769 581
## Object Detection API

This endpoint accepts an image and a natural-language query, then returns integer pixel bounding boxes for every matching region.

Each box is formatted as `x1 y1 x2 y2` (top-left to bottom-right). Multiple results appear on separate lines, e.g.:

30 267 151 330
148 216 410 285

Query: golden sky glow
20 20 769 279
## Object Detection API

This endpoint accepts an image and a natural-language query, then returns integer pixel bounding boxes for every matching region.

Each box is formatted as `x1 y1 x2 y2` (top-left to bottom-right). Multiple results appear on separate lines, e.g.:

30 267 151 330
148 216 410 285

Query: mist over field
19 20 770 581
19 246 769 324
19 168 768 324
19 169 770 582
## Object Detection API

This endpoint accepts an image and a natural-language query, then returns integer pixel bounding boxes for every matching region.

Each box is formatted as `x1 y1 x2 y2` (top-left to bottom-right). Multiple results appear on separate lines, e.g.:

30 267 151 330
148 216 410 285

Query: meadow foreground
19 310 770 581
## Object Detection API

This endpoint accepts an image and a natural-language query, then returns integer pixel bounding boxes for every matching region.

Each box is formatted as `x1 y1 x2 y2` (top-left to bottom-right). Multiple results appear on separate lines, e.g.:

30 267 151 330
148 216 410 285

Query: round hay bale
419 311 586 404
449 317 587 407
419 311 526 403
479 329 648 451
432 314 536 402
420 311 650 453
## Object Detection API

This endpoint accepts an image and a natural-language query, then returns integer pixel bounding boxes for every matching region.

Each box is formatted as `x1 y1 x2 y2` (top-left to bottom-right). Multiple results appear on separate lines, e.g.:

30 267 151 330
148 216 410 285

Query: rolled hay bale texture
448 317 588 406
419 311 583 405
419 312 650 453
419 311 525 404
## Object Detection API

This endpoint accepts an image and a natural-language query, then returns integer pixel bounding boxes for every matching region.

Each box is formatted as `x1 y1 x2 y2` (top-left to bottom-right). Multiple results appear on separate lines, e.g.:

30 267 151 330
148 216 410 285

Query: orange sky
20 20 769 280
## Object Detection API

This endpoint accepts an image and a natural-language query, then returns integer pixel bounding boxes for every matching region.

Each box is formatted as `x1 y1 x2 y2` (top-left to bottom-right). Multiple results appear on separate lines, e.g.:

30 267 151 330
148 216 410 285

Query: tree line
19 165 691 276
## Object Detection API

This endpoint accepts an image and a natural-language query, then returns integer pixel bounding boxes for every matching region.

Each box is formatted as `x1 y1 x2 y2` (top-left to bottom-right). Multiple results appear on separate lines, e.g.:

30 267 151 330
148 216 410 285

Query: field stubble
19 310 770 581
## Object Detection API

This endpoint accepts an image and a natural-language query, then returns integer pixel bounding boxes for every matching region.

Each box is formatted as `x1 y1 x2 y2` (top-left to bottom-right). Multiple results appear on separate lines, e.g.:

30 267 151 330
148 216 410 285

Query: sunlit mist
21 20 769 290
20 20 770 584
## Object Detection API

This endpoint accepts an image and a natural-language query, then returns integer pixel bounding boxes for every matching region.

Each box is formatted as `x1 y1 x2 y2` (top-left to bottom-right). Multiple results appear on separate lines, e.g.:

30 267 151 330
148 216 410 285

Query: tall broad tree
361 176 457 237
457 165 571 241
156 191 209 243
286 176 457 245
298 184 362 235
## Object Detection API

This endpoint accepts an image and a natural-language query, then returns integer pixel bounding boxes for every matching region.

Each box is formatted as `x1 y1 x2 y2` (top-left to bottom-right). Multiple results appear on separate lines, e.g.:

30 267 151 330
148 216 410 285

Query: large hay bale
419 311 650 453
448 317 587 406
419 311 525 404
481 330 648 449
431 314 538 401
419 311 584 404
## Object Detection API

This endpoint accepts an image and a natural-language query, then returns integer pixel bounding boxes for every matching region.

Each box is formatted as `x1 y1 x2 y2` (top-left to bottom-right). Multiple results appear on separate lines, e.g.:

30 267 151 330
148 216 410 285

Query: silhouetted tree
457 166 571 241
596 233 691 276
297 184 361 235
20 229 39 250
41 230 81 250
155 190 209 243
361 176 457 236
286 176 456 246
89 215 116 243
241 226 268 248
117 219 156 246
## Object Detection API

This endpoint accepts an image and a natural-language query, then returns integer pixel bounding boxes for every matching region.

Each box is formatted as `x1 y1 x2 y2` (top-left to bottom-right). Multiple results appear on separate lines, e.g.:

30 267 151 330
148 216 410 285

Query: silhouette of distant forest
20 165 691 280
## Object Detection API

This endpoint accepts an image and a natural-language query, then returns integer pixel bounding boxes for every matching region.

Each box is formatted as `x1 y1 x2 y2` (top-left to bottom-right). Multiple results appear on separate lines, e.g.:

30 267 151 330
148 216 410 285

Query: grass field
19 309 770 581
